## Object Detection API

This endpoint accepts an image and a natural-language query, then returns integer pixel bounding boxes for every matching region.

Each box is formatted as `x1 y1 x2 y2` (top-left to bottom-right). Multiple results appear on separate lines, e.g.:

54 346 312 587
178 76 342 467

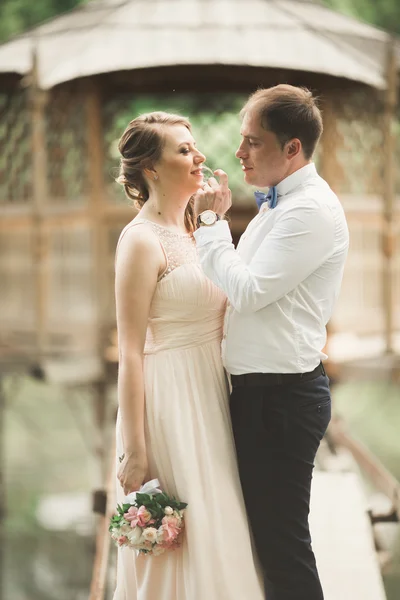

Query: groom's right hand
194 169 232 217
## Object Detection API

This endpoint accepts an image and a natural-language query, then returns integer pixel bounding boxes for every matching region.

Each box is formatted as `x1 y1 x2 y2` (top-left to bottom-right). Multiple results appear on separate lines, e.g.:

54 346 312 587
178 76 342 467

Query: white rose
152 545 165 556
127 526 143 545
156 526 166 543
142 527 158 543
164 506 173 515
119 524 131 537
138 540 153 551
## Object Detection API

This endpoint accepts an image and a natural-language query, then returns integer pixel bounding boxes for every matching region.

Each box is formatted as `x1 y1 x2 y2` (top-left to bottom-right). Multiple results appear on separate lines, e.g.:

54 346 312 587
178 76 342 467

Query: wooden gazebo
0 0 399 378
0 0 398 473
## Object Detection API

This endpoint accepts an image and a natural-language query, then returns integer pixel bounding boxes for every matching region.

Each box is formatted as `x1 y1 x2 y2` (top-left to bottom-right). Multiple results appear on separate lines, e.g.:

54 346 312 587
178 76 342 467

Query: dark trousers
230 372 331 600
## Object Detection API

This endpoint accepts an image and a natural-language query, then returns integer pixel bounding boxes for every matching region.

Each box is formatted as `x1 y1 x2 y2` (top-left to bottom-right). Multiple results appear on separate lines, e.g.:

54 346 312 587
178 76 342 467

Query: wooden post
319 92 344 382
0 377 5 600
85 81 108 486
86 80 108 356
382 36 398 354
30 49 49 358
88 450 116 600
319 92 345 192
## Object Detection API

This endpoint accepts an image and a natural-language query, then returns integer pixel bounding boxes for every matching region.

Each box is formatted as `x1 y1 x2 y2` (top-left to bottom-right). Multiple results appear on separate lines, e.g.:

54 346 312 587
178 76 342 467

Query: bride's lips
191 168 204 177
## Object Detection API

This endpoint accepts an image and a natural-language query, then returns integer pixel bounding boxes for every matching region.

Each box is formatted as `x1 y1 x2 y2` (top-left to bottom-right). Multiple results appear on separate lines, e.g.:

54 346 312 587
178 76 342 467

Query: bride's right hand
117 451 149 496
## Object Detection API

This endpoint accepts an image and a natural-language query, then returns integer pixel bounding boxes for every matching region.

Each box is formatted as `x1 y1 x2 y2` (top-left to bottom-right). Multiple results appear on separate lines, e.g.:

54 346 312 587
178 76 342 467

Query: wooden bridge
86 414 399 600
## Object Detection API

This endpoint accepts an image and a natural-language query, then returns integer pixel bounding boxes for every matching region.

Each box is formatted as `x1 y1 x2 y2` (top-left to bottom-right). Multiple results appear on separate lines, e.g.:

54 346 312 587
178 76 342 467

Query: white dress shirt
194 163 349 375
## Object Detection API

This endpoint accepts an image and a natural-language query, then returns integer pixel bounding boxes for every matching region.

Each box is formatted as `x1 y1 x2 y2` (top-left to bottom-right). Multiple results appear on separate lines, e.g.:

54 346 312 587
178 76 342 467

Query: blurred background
0 0 400 599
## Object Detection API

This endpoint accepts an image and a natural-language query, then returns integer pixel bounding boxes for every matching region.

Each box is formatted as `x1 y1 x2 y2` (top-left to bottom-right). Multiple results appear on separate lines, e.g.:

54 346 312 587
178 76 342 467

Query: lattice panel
47 225 96 331
333 218 384 335
395 120 400 195
46 85 89 205
333 89 384 195
0 90 32 204
0 230 36 332
104 223 125 329
102 93 251 205
394 223 400 331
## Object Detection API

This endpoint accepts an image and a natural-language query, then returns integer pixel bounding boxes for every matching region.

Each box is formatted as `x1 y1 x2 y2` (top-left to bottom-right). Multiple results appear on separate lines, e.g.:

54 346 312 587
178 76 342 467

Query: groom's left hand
194 169 232 217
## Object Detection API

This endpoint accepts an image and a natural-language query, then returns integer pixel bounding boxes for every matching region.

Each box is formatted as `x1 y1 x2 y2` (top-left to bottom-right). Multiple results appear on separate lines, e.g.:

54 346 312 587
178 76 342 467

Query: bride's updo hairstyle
117 111 196 232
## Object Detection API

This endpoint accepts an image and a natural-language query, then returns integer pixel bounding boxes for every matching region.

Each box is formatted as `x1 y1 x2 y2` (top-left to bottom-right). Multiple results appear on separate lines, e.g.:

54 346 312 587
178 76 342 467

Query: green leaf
154 493 169 506
135 493 151 505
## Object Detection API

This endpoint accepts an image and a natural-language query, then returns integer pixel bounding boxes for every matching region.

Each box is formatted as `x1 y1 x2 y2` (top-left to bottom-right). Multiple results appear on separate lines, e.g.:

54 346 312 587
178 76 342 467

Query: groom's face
236 108 289 188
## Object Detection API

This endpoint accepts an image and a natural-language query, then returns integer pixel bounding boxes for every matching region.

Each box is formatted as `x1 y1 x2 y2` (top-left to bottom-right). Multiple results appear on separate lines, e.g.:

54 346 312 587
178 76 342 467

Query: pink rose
162 515 180 528
124 506 138 521
117 535 128 546
160 516 181 544
124 506 139 527
136 506 153 527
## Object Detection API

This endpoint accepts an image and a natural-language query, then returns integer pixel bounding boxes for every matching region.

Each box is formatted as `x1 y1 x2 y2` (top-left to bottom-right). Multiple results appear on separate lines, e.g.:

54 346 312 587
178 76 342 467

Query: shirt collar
276 163 317 197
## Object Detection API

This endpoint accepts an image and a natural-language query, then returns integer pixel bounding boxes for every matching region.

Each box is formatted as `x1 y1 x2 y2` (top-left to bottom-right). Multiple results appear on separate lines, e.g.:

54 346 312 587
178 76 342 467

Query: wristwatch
196 210 220 227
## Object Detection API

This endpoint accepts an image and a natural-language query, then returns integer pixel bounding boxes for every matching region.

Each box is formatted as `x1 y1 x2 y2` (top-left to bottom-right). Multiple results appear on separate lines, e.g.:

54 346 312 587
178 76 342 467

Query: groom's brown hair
241 85 323 160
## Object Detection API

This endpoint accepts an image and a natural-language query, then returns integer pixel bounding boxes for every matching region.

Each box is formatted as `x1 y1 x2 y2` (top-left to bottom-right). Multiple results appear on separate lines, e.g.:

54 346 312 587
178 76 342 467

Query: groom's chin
244 172 260 187
243 170 254 183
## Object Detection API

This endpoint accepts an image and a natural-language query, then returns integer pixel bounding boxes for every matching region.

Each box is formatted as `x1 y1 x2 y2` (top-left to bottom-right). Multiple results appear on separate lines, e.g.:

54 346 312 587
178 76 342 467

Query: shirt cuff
193 219 232 247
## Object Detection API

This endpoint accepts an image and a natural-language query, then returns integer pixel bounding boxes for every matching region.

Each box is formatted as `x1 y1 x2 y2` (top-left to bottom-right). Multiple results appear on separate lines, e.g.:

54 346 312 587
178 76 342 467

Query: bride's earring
154 174 159 181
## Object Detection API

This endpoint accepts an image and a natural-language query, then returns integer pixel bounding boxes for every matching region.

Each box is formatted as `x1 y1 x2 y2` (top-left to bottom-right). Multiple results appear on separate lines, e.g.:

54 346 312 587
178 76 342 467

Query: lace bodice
116 218 199 281
116 217 226 355
140 220 198 281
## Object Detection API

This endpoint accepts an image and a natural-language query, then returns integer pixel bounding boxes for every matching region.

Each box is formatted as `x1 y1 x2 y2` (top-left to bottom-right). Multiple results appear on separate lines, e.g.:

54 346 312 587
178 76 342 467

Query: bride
113 111 263 600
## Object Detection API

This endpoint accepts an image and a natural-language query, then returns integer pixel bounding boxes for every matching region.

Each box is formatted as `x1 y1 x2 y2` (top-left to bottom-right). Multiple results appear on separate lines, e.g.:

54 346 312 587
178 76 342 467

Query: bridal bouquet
109 479 187 556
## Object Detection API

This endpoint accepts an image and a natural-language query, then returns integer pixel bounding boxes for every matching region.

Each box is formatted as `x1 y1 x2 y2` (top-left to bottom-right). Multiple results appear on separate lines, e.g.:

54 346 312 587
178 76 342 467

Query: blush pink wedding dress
113 219 264 600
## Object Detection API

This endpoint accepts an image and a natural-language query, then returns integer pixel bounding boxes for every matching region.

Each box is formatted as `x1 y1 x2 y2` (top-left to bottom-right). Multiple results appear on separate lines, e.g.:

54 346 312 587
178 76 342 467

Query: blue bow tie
254 187 278 210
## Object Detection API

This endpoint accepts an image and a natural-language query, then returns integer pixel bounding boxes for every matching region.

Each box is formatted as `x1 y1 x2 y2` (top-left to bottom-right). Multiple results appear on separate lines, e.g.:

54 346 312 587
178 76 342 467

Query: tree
323 0 400 35
0 0 85 43
1 0 400 43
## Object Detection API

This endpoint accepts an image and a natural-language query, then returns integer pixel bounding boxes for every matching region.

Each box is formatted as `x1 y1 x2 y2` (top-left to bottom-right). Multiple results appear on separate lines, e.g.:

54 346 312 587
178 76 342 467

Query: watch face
201 210 217 225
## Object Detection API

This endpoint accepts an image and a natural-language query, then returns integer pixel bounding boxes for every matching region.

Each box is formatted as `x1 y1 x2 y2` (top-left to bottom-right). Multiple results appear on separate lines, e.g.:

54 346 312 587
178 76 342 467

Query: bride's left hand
194 170 232 217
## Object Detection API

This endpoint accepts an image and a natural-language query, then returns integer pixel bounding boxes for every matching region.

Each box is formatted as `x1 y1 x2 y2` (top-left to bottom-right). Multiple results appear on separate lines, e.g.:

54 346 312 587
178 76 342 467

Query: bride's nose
195 150 206 164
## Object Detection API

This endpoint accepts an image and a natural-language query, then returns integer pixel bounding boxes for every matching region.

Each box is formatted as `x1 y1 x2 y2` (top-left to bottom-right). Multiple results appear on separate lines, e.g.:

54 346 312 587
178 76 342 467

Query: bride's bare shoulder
115 219 163 271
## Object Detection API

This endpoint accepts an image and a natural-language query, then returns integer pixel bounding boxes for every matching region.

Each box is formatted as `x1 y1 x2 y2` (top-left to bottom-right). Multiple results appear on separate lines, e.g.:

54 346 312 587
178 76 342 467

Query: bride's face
153 125 206 196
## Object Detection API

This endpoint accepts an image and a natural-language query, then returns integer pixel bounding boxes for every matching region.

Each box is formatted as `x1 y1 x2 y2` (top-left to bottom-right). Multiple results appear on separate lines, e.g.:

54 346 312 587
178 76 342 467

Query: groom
193 85 349 600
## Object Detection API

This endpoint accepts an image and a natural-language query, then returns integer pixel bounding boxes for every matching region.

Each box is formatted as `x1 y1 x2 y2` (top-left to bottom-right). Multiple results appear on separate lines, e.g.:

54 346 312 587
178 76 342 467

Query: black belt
230 362 325 388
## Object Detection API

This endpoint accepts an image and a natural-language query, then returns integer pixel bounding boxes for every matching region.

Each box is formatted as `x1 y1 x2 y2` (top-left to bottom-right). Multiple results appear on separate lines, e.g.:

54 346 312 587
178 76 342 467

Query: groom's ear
286 138 302 159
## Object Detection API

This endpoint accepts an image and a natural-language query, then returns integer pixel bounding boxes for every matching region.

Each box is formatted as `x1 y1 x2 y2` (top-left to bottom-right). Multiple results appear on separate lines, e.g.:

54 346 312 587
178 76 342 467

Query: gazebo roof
0 0 397 89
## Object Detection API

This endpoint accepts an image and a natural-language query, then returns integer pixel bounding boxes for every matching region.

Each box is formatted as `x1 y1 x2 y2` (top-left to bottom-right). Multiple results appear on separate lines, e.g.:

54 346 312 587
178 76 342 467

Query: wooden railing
88 417 400 600
332 195 400 337
329 416 400 521
89 453 116 600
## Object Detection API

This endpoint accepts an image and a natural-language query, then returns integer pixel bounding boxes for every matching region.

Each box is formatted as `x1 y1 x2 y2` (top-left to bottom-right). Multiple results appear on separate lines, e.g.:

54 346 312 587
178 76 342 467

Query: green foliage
333 380 400 481
333 380 400 599
322 0 400 34
4 374 98 599
104 93 251 202
1 0 400 44
109 491 187 533
0 0 85 42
